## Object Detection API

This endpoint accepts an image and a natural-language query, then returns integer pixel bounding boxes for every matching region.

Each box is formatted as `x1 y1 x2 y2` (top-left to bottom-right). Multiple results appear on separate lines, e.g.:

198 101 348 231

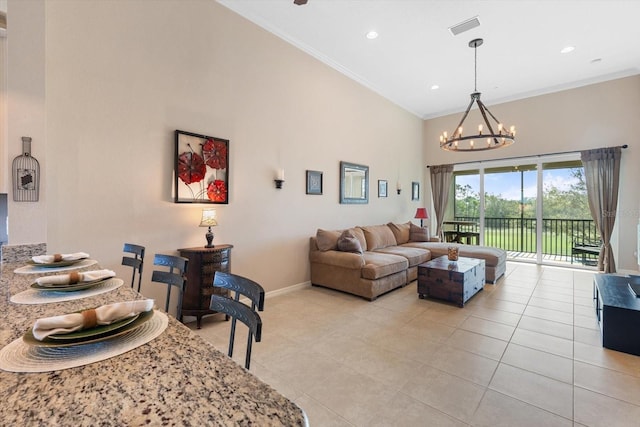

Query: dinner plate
48 313 140 341
26 259 85 268
30 278 107 292
22 309 154 347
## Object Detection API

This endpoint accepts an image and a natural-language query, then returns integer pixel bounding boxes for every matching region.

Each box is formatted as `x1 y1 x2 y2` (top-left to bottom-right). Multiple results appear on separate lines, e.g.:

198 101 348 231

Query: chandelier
440 38 516 152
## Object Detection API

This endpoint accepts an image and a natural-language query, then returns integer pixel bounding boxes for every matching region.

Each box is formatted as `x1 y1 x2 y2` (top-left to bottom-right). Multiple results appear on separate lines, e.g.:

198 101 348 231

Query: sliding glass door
484 164 537 260
451 155 594 266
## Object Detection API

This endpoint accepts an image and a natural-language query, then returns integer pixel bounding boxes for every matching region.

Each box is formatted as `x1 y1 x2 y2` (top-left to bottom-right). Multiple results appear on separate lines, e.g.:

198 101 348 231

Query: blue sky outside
456 168 580 201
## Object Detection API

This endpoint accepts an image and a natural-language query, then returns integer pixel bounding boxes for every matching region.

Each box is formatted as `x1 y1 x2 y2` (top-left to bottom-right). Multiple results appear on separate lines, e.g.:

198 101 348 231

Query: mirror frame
340 161 369 204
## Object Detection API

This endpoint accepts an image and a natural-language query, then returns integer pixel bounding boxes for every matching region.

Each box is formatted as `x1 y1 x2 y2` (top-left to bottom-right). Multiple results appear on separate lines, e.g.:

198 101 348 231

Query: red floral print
207 180 227 202
202 139 228 170
177 151 206 184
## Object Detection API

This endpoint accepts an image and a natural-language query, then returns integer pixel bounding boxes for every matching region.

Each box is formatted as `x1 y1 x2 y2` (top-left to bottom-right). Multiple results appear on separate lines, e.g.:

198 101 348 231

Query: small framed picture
378 180 388 198
412 181 420 201
306 170 323 195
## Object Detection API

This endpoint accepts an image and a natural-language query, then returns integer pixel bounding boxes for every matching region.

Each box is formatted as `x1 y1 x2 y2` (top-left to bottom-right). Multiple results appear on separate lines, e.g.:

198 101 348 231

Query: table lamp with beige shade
199 208 217 248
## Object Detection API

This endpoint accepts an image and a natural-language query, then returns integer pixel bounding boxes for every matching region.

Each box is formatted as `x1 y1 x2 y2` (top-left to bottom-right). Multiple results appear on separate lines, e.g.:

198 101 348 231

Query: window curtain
580 147 621 273
429 164 454 240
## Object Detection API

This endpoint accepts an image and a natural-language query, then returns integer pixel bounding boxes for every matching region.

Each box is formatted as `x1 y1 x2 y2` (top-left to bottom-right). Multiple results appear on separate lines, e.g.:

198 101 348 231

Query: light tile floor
187 262 640 426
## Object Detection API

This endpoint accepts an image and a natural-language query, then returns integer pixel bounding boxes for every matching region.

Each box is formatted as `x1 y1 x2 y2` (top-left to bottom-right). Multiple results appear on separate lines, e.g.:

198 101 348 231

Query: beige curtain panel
429 164 454 241
580 146 622 273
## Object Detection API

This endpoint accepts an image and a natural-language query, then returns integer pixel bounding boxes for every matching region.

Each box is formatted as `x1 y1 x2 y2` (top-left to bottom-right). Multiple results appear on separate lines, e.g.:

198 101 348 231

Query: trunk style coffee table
417 256 485 307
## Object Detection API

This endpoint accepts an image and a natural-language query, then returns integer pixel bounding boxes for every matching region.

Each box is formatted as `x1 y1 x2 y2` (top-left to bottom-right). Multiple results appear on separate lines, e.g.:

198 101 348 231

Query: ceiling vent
449 16 480 36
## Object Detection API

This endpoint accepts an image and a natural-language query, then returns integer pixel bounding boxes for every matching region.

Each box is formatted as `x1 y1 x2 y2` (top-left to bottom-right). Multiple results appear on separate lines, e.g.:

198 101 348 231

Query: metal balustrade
450 216 599 264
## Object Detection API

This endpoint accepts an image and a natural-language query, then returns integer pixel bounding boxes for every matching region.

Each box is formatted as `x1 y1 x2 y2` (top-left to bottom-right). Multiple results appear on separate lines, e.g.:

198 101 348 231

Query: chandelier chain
474 42 477 93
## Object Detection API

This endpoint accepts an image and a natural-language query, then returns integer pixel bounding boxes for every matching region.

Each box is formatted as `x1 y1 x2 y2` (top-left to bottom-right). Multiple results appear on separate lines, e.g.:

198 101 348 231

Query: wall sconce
274 168 285 189
199 208 218 248
414 208 429 227
396 181 402 195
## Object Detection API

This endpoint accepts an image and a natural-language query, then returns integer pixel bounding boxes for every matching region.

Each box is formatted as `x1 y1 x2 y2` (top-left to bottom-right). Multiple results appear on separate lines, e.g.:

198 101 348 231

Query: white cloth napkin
32 299 154 341
35 269 116 287
32 252 90 264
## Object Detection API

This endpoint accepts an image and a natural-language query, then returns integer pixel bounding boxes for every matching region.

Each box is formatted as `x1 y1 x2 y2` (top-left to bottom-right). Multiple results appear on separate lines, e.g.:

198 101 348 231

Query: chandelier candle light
199 208 218 248
439 38 516 152
274 168 285 189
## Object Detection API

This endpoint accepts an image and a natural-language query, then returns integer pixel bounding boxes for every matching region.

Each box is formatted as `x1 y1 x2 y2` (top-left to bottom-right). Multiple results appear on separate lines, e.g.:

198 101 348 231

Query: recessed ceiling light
366 31 378 40
431 85 440 90
560 46 575 54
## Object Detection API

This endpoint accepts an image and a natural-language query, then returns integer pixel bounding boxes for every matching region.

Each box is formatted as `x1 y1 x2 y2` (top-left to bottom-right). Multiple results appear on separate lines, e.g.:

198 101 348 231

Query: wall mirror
340 161 369 204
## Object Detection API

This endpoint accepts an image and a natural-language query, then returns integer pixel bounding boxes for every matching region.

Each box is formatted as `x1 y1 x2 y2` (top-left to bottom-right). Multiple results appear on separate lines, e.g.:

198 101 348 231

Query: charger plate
14 259 98 274
10 278 124 305
26 259 84 268
0 311 167 373
30 278 108 292
23 310 151 346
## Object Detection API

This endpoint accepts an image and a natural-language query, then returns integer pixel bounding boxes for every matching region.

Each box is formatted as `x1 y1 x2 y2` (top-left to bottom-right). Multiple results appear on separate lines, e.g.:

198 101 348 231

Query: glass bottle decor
12 136 40 202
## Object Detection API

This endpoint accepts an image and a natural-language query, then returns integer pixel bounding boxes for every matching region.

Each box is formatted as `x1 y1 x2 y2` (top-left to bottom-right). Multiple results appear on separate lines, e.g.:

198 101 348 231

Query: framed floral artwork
306 170 323 195
174 130 229 204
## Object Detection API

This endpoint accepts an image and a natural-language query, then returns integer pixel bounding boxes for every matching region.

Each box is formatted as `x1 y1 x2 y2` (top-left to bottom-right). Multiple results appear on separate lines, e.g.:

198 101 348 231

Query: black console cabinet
593 274 640 356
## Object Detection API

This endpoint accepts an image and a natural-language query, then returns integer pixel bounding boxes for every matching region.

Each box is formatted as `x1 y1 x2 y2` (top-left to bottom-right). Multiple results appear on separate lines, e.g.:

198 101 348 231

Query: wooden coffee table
417 256 485 307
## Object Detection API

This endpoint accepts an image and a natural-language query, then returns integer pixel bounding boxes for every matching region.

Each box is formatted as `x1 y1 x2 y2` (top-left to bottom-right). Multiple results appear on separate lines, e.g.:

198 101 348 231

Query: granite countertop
0 261 307 426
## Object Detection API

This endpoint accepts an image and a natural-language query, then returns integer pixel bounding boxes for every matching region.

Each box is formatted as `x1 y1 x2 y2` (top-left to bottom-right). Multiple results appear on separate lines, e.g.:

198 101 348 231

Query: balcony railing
451 216 599 263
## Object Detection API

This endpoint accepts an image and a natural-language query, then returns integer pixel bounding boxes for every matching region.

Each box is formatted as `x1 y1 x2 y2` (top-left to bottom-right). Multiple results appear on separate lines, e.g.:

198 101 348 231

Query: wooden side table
178 245 233 329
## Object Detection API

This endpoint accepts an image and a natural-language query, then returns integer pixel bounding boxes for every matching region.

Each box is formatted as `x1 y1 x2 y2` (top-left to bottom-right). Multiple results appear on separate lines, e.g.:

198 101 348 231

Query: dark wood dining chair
151 254 188 321
211 272 265 369
209 295 262 370
121 243 145 292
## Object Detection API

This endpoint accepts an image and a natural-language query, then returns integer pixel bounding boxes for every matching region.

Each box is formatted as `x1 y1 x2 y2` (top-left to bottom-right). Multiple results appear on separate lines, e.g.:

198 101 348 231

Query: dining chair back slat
151 254 188 321
211 272 265 370
122 243 145 292
209 295 262 370
213 272 265 311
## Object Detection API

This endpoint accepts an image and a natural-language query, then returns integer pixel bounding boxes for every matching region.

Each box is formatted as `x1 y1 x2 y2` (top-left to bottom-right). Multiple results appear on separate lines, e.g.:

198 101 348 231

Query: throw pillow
316 229 342 251
409 223 430 242
352 227 368 252
337 229 364 254
361 225 398 250
387 222 411 244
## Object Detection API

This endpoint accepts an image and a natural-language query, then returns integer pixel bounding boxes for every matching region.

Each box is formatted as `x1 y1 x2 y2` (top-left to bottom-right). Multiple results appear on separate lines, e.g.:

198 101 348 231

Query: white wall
424 76 640 270
6 0 47 242
6 0 424 307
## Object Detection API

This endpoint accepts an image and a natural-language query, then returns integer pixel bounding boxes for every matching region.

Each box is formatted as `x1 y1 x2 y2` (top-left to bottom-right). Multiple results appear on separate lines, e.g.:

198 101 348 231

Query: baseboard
265 280 311 299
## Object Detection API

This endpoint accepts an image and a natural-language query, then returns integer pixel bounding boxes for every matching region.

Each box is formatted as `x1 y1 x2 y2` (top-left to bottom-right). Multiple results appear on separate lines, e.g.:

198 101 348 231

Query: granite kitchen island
0 260 307 426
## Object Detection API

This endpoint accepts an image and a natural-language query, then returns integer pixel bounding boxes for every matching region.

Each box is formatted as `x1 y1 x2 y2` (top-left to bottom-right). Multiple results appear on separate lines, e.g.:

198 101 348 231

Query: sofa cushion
337 229 364 254
409 223 430 241
457 245 506 266
387 222 411 245
316 229 342 251
361 225 397 251
361 252 408 280
402 242 506 267
351 227 368 252
375 246 430 267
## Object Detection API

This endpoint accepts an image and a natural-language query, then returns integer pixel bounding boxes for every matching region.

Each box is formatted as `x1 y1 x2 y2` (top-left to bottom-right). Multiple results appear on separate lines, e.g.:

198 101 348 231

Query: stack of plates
30 278 110 293
23 309 155 347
